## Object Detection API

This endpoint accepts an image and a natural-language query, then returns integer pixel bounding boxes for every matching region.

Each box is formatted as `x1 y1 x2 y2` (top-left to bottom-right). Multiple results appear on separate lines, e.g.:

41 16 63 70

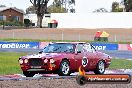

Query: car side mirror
39 51 43 54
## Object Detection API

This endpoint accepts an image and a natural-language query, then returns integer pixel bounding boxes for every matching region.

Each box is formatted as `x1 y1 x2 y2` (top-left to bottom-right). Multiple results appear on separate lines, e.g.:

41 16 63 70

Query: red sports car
19 42 111 77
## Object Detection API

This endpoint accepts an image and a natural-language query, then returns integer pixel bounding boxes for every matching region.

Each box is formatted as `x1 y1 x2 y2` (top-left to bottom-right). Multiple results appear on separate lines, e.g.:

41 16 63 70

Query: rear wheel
94 60 105 74
23 71 35 77
58 60 70 76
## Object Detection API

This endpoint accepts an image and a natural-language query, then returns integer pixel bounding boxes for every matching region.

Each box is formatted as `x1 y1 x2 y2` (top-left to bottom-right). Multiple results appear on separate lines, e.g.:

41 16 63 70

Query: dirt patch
0 78 131 88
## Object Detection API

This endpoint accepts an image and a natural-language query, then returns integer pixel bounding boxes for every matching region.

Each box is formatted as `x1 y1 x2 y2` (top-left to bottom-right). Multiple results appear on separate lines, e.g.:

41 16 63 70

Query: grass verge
109 58 132 69
0 52 132 75
0 38 86 42
0 52 27 75
0 38 132 44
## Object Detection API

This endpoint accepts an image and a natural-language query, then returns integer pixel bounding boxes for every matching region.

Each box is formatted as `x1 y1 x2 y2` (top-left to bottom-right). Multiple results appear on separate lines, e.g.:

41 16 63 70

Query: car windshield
42 43 74 53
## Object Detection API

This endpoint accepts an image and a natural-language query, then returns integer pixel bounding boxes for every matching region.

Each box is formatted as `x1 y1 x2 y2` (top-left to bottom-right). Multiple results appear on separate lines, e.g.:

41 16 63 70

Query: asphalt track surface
101 50 132 59
0 69 132 81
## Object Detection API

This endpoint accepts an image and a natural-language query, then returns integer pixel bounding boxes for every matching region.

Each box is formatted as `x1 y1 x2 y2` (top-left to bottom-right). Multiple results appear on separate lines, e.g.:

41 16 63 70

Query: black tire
94 60 105 74
58 60 70 76
23 71 35 77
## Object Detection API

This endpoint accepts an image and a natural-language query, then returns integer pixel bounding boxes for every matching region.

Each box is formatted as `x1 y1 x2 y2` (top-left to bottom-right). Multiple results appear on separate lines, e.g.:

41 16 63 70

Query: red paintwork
127 44 132 50
19 43 111 73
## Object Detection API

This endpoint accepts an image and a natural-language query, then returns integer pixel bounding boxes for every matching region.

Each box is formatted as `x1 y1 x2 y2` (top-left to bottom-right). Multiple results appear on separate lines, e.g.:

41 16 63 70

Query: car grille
29 58 43 66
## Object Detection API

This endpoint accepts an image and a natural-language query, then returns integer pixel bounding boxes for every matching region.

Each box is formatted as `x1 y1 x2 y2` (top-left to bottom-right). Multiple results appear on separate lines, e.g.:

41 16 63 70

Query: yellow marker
100 31 109 37
78 66 86 76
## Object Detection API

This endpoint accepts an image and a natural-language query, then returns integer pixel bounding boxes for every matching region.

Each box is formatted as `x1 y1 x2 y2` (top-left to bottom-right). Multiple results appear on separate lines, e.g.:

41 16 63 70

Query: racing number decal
82 56 88 67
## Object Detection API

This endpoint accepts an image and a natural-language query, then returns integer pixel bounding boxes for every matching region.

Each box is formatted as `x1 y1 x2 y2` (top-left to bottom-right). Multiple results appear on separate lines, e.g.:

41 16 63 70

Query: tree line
1 0 132 27
29 0 75 28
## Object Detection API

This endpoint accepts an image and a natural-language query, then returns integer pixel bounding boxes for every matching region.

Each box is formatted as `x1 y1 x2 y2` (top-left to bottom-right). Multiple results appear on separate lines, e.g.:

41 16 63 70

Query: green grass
0 38 132 44
109 59 132 69
0 52 132 75
0 38 87 42
0 52 27 75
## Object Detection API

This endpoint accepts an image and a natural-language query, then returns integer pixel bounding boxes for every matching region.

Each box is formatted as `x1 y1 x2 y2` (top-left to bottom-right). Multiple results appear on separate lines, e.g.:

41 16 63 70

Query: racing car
19 42 111 77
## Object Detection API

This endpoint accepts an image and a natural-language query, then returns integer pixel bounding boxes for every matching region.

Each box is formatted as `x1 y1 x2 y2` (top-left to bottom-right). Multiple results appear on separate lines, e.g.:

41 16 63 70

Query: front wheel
94 60 105 74
23 71 35 77
58 60 70 76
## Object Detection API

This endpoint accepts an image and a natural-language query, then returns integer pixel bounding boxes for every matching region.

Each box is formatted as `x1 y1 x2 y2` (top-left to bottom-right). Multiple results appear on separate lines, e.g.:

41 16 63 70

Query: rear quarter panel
96 51 111 68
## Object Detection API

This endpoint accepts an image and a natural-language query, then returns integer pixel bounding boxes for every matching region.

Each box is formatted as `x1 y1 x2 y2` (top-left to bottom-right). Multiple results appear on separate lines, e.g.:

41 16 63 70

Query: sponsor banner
127 44 132 50
91 43 118 50
39 42 50 49
39 42 118 50
0 42 39 49
76 74 131 85
118 44 128 50
76 66 131 86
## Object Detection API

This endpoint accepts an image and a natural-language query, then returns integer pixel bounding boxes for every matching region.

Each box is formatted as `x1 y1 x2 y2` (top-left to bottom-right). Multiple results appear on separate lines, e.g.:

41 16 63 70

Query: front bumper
20 63 57 72
27 68 48 71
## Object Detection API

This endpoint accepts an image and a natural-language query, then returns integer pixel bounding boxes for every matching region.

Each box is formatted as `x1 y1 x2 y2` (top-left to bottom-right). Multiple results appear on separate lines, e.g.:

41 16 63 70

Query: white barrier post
62 31 64 41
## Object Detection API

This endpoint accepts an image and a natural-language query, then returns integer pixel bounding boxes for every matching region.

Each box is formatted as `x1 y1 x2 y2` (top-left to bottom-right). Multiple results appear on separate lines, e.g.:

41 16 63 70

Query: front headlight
24 59 28 63
50 59 55 63
44 59 48 63
19 59 23 64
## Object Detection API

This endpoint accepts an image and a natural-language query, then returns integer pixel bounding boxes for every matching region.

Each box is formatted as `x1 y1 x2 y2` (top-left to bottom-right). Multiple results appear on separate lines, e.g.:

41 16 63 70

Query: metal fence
0 30 132 42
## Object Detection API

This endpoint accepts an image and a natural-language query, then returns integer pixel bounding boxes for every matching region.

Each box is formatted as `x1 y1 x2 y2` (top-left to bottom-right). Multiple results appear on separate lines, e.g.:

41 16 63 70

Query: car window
83 43 95 53
76 44 83 52
48 46 54 52
43 43 74 53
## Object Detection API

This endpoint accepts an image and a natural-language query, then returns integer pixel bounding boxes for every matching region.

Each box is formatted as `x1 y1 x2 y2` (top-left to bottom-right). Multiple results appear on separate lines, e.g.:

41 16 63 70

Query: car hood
22 53 63 59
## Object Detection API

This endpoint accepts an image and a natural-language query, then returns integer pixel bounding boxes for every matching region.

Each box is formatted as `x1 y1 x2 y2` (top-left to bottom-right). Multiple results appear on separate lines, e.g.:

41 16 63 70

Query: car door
82 43 98 70
74 44 84 71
